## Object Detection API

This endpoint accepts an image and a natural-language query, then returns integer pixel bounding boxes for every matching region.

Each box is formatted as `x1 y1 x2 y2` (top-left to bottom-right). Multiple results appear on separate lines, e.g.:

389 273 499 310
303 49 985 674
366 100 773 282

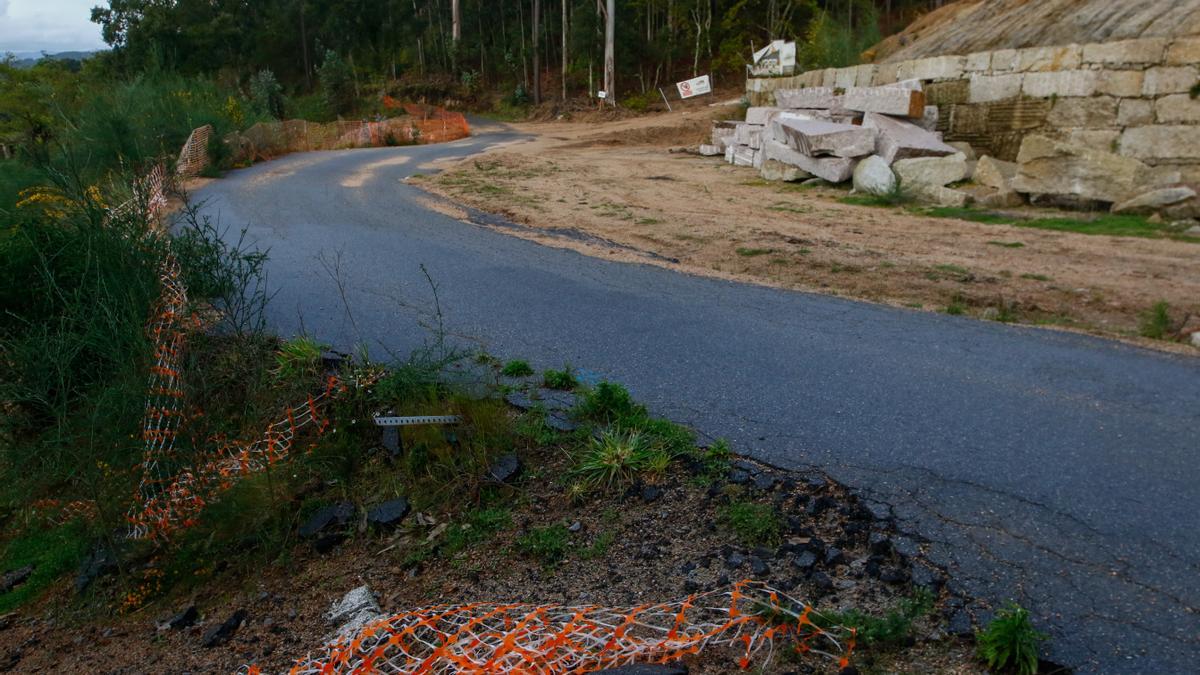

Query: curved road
195 123 1200 673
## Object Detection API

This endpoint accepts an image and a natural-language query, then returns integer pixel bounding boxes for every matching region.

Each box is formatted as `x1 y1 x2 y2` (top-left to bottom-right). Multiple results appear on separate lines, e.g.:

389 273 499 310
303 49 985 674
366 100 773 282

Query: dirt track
421 108 1200 352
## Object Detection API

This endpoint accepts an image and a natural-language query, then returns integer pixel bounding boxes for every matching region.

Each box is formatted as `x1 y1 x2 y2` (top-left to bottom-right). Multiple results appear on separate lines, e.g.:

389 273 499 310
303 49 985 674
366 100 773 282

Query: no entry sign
676 75 712 99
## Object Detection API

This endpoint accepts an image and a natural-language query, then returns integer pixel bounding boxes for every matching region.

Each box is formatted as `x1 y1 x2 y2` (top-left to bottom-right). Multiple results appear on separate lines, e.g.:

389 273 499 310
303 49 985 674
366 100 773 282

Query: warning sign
676 75 712 99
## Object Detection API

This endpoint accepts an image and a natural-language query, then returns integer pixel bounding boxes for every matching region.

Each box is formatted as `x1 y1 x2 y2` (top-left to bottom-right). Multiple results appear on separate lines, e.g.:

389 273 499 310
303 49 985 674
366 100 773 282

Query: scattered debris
157 605 199 632
201 609 247 648
326 586 384 641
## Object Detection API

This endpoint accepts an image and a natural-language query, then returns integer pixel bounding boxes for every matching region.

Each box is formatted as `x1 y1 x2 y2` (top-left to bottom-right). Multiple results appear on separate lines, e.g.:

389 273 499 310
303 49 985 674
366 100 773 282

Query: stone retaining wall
747 36 1200 182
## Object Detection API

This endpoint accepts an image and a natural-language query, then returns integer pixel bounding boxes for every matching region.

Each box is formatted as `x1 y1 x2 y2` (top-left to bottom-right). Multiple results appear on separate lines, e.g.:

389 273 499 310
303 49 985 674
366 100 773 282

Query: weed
542 367 578 390
573 382 642 424
516 524 570 566
818 590 933 648
926 207 1195 241
720 501 782 548
500 360 535 377
0 522 91 613
572 429 666 490
442 507 512 557
1191 82 1200 100
976 604 1047 675
945 295 968 315
988 241 1025 248
843 178 914 208
636 218 662 225
736 247 775 257
767 202 810 214
579 531 615 560
993 300 1019 323
275 336 324 382
1139 301 1172 340
1020 273 1051 282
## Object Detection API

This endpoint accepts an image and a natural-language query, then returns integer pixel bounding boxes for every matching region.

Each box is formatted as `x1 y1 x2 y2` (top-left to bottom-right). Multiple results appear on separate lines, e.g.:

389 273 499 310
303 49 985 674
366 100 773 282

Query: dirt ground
420 108 1200 353
0 429 981 674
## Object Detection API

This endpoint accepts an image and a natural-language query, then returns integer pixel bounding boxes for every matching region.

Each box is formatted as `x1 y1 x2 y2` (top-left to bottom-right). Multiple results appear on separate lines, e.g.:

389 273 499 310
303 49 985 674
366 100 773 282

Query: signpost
676 75 713 99
749 40 797 77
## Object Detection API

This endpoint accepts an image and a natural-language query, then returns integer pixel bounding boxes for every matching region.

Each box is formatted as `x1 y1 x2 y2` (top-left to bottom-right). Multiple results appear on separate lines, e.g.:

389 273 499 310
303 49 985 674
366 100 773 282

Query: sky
1 0 106 55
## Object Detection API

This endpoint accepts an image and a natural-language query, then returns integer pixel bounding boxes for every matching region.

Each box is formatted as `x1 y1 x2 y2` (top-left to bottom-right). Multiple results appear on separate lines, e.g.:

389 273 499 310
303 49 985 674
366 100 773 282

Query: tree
249 69 286 119
532 0 542 105
317 50 354 116
603 0 615 104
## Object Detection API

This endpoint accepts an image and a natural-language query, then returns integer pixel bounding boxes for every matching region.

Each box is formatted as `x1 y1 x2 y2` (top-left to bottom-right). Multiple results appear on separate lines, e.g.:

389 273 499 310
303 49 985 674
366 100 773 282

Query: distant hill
6 51 101 69
871 0 1200 62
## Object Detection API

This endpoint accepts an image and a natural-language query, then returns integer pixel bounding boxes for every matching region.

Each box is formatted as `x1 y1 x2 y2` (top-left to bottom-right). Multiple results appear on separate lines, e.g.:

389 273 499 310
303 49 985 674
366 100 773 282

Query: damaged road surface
195 122 1200 674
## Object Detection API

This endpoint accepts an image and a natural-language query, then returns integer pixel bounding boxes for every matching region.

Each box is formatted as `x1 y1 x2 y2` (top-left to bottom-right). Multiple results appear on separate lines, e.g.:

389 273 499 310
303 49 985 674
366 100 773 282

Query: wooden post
604 0 615 106
532 0 542 105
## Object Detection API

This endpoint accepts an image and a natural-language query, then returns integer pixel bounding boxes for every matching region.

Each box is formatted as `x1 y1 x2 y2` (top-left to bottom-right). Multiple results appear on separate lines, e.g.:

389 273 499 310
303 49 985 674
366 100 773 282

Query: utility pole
604 0 615 105
533 0 542 104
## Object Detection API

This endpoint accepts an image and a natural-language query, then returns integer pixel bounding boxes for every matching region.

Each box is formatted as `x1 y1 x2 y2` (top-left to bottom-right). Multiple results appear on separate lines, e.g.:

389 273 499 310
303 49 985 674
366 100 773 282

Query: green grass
0 522 91 613
1020 273 1051 282
579 531 615 560
818 591 933 648
976 604 1047 675
736 247 775 257
988 241 1025 248
925 207 1198 241
945 295 968 315
720 501 782 548
1139 301 1172 340
500 360 535 377
516 524 570 566
442 507 513 557
572 429 668 490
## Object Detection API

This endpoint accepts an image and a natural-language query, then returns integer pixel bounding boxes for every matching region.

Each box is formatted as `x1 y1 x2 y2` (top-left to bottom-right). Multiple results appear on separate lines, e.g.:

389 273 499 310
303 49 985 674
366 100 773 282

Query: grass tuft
976 604 1047 675
1139 301 1172 340
720 500 782 548
500 360 535 377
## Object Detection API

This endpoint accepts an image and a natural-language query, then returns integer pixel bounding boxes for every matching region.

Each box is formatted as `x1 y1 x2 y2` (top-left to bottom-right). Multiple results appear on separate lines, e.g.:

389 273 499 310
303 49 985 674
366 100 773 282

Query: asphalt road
194 124 1200 673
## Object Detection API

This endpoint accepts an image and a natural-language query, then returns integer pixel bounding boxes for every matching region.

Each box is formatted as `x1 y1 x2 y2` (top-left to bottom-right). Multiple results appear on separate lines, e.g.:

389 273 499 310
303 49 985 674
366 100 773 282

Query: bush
500 360 534 377
977 604 1047 675
542 367 577 390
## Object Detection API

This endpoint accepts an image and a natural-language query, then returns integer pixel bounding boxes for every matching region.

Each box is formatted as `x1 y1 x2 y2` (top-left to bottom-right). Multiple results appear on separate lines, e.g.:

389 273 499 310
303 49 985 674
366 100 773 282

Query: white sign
597 90 608 99
750 40 797 77
676 75 712 99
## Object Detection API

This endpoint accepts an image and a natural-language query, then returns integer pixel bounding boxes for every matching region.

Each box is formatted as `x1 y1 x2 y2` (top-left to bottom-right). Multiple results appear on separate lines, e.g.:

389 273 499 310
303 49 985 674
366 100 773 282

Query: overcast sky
1 0 106 55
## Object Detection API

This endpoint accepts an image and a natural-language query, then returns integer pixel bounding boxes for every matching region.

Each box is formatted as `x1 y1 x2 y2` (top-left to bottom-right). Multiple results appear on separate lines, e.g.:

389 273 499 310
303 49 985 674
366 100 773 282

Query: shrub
542 366 577 390
318 50 355 116
573 428 666 490
976 604 1047 675
249 69 285 119
516 523 570 566
500 359 534 377
1139 301 1172 339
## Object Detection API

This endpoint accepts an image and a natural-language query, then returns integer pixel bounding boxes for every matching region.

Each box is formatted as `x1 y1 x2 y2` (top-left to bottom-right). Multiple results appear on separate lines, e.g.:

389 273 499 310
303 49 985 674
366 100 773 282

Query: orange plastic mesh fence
247 581 853 674
102 165 371 541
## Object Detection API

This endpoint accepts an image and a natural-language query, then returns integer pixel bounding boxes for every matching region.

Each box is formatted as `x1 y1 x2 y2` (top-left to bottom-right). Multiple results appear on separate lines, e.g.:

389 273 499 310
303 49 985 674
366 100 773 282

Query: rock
641 485 662 503
916 185 972 208
1012 135 1154 204
698 144 722 156
973 156 1018 191
759 158 811 183
158 605 199 632
0 566 33 594
868 532 891 555
861 113 957 165
917 106 939 132
893 153 969 190
823 547 846 567
726 552 746 569
730 145 757 167
810 571 834 590
568 521 583 533
748 556 768 576
1191 331 1200 348
544 413 577 432
947 142 976 161
775 87 841 109
75 546 118 594
201 609 247 648
298 502 354 538
751 473 776 491
1112 187 1197 215
734 123 764 149
711 121 738 148
947 609 974 637
775 119 877 159
487 453 522 483
843 86 926 118
880 566 909 584
852 155 897 196
792 551 818 572
762 140 856 183
313 533 346 554
327 586 384 641
910 562 944 591
504 391 536 410
728 469 751 485
366 498 411 529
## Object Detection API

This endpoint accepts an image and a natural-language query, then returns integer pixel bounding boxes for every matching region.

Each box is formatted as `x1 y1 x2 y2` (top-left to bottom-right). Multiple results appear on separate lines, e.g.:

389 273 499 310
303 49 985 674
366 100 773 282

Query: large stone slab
1011 135 1152 204
1119 125 1200 161
893 153 970 190
760 158 812 183
843 86 926 118
734 123 764 149
775 87 841 109
861 112 957 165
745 107 784 126
762 140 856 183
973 156 1018 191
1112 187 1197 215
711 121 738 149
775 119 877 159
730 145 757 167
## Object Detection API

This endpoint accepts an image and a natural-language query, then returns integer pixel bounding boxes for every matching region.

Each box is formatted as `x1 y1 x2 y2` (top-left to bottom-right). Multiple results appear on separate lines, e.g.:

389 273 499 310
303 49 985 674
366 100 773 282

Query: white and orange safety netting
250 581 854 674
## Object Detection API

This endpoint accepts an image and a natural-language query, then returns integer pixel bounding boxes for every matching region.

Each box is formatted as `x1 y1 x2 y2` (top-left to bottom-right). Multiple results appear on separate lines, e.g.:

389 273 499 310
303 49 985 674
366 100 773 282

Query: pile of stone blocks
711 82 985 205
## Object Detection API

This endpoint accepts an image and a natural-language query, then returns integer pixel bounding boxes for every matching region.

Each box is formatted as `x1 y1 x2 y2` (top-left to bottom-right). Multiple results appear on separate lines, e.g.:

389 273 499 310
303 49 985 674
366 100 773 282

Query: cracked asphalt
194 122 1200 673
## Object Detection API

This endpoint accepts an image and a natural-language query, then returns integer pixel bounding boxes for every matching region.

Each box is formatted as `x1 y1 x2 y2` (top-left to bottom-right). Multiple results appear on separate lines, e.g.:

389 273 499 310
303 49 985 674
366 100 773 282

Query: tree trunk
604 0 615 104
299 0 311 88
561 0 568 100
532 0 542 104
452 0 461 42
